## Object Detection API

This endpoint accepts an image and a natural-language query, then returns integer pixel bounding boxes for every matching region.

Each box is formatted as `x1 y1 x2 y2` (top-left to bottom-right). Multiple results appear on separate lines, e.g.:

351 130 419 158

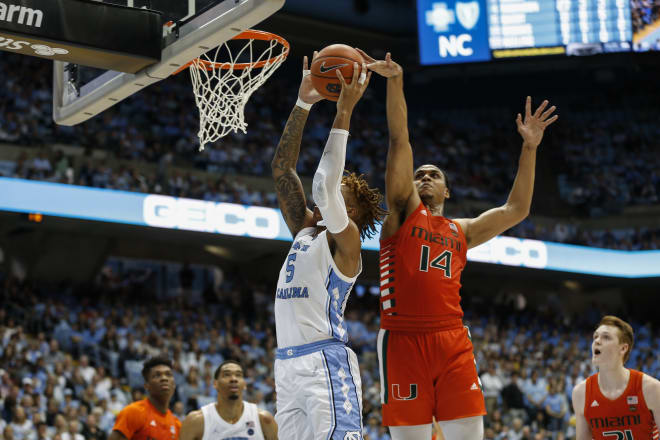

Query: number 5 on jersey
285 253 296 282
419 245 452 278
285 241 310 283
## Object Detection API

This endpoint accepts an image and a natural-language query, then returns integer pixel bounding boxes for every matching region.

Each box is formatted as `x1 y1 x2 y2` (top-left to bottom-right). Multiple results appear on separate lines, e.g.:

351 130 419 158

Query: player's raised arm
455 96 558 248
572 380 591 440
357 49 419 223
179 410 204 440
271 54 323 237
312 63 371 276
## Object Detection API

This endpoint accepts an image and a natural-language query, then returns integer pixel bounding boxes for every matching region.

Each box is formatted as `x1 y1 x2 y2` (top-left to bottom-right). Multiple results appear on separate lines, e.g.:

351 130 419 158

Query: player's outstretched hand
298 52 324 106
516 96 558 149
336 62 372 113
355 49 402 78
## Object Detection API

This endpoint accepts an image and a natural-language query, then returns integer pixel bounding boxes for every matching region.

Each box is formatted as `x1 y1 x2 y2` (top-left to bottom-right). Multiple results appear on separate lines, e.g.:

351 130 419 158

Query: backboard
52 0 285 126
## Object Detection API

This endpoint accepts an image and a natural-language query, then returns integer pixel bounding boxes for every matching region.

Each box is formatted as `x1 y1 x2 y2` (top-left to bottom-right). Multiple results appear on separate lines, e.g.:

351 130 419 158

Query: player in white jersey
179 360 277 440
270 55 386 439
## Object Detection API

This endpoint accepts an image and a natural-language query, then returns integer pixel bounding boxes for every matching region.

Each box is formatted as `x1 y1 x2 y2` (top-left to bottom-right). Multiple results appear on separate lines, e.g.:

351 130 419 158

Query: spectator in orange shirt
108 357 181 440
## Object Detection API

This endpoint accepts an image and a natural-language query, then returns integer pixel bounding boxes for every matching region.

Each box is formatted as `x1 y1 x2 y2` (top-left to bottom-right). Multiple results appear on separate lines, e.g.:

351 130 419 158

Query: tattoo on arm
272 106 310 234
272 107 308 173
275 173 308 233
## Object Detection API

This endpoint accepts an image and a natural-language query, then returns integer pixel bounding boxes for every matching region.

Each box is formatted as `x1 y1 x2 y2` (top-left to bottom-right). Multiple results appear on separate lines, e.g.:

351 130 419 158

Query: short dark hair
214 360 243 380
142 356 173 381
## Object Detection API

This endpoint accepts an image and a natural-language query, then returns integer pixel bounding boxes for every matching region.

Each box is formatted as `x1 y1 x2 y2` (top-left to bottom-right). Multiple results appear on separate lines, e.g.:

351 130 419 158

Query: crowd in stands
557 112 660 217
1 260 658 440
1 54 659 249
2 148 279 209
631 0 660 45
508 219 660 250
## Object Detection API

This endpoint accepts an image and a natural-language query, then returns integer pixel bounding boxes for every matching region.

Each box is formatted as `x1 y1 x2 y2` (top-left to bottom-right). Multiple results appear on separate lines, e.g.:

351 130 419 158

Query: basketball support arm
312 129 350 234
53 0 284 126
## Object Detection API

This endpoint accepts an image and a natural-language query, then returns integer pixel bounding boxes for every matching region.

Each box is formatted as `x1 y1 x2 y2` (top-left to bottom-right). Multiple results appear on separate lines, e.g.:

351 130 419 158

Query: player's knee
389 424 433 440
437 415 483 440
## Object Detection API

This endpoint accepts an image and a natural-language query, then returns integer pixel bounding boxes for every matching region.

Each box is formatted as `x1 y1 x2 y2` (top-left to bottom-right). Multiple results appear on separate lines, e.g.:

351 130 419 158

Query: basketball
310 44 364 101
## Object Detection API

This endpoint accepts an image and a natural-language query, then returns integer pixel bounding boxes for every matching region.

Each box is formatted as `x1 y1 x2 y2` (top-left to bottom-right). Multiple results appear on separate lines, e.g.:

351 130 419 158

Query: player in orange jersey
109 357 181 440
572 316 660 440
358 49 558 440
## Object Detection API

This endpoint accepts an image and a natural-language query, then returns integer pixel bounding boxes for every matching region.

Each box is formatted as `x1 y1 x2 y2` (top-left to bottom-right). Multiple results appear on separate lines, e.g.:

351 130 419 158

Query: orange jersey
585 370 658 440
379 202 467 331
112 399 181 440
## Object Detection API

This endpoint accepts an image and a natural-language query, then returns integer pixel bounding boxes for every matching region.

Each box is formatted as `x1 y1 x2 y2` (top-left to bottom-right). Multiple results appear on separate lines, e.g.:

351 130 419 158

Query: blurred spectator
544 381 568 433
9 406 35 440
81 414 106 440
482 364 505 418
61 419 84 440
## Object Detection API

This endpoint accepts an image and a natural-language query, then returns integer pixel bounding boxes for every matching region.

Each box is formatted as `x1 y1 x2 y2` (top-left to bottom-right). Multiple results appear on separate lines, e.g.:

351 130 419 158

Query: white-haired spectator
78 356 95 384
9 406 35 440
60 419 83 440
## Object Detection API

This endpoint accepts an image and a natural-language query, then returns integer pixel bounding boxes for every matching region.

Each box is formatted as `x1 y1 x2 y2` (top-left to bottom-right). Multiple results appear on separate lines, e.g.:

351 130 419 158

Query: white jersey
275 227 361 348
200 401 264 440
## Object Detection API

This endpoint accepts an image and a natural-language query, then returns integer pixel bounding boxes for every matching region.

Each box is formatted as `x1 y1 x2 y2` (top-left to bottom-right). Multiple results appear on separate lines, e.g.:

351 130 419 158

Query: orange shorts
377 325 486 426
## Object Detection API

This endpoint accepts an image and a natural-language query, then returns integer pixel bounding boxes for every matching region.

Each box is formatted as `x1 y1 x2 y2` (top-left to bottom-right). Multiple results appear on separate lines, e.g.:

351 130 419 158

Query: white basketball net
189 33 288 151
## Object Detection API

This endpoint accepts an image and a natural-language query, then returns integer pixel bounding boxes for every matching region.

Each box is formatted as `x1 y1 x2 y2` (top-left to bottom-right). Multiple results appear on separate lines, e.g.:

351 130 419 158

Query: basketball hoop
176 29 289 151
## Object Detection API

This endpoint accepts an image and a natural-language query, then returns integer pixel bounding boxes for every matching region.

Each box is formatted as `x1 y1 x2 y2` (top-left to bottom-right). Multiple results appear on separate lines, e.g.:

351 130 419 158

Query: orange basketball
310 44 364 101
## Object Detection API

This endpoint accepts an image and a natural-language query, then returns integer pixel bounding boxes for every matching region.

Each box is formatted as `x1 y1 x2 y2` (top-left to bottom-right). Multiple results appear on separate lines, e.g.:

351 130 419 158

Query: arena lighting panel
2 177 659 278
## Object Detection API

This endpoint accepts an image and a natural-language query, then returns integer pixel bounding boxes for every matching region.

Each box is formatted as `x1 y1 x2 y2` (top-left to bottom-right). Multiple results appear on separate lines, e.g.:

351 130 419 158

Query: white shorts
274 339 363 440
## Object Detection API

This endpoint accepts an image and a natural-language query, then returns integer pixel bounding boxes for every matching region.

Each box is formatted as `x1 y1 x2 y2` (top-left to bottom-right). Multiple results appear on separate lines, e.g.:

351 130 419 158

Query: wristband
296 97 313 111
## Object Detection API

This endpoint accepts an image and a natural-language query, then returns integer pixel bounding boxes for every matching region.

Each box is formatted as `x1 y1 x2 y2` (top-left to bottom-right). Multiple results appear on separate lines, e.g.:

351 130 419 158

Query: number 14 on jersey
419 245 452 278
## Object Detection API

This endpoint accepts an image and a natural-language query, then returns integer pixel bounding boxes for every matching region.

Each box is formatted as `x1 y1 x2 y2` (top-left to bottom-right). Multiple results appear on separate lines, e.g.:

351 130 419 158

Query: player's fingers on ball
313 50 319 60
355 48 373 62
336 69 347 87
303 55 308 71
351 62 359 84
358 63 368 85
358 73 368 89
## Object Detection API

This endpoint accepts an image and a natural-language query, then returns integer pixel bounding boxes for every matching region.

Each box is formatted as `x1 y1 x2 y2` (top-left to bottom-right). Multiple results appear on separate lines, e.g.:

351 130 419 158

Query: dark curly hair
342 172 388 240
141 356 173 381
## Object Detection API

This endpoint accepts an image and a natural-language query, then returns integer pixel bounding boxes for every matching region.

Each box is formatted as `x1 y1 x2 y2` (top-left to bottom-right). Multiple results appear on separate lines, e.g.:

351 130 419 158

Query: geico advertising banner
1 177 659 278
417 0 491 64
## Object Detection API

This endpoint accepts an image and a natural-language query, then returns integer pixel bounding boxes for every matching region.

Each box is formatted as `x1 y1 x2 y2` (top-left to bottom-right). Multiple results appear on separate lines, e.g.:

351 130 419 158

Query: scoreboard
418 0 638 64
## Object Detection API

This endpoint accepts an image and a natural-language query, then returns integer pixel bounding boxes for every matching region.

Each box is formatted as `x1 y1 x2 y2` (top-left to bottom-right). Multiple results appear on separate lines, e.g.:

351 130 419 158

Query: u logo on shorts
392 383 418 400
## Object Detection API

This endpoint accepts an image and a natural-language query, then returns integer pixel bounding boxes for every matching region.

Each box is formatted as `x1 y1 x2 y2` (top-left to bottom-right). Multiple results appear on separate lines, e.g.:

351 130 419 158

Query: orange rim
174 29 289 74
